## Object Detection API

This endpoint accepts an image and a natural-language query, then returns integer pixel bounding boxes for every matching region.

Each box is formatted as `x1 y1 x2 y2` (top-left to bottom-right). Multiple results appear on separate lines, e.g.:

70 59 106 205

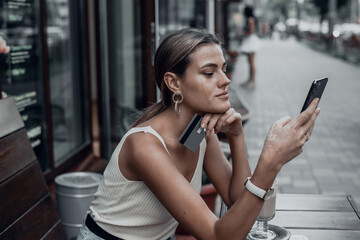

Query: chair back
0 97 66 239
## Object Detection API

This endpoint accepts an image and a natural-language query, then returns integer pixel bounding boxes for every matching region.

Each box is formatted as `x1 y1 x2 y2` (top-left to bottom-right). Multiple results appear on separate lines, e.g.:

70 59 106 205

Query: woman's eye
203 72 214 76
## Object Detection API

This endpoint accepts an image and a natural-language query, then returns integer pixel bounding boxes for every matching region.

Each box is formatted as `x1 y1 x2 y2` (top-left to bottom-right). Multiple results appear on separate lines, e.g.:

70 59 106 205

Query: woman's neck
148 107 200 140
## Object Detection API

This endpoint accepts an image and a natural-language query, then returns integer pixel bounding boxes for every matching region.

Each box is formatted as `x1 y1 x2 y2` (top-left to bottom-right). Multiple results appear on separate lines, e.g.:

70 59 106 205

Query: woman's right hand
259 98 321 173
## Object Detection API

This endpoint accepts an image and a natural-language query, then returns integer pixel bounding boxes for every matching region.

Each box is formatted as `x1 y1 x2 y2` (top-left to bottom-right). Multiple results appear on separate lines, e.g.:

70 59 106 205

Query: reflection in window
158 0 206 42
107 0 143 149
46 0 89 165
0 0 49 171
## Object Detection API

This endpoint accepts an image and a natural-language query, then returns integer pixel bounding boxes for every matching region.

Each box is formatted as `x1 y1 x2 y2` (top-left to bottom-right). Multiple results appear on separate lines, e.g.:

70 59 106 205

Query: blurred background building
0 0 359 187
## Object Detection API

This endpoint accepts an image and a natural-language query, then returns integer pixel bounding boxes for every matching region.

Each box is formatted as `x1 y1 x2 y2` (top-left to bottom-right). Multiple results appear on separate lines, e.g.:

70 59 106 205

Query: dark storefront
0 0 92 181
0 0 235 182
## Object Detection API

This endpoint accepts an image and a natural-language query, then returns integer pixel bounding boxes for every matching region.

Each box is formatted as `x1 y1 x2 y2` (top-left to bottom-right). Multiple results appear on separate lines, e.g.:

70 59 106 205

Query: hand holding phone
301 78 328 113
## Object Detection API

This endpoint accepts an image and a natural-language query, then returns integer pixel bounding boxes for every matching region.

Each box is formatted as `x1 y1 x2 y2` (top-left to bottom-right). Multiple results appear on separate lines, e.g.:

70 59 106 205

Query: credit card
178 114 206 152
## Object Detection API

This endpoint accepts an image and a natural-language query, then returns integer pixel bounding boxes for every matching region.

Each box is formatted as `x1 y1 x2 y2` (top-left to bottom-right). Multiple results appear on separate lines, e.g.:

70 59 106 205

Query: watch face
264 188 275 200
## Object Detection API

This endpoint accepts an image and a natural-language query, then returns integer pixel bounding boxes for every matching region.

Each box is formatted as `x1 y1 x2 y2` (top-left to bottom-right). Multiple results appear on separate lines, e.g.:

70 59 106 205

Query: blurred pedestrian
268 22 274 39
77 28 320 240
261 22 268 38
239 5 261 89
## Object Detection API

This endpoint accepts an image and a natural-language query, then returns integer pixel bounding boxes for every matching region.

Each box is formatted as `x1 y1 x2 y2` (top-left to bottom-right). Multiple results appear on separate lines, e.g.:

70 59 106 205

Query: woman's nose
219 72 231 88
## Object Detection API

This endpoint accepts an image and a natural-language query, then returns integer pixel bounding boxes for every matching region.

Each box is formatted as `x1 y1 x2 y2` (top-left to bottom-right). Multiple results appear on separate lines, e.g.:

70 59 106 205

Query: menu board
0 0 48 171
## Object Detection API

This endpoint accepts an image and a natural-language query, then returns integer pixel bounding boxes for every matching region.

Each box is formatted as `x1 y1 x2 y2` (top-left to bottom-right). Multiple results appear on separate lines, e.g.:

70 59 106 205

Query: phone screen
301 78 328 113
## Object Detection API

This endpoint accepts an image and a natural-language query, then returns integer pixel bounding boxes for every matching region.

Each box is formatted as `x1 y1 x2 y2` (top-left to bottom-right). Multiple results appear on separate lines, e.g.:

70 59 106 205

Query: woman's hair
244 5 254 18
133 28 221 126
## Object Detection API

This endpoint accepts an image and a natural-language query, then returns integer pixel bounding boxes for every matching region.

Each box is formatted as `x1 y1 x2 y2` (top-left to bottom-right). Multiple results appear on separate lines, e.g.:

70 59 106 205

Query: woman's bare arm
203 132 251 207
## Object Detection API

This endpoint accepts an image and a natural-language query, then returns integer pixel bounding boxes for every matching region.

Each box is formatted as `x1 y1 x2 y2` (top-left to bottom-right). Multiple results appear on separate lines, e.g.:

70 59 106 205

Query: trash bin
55 172 102 239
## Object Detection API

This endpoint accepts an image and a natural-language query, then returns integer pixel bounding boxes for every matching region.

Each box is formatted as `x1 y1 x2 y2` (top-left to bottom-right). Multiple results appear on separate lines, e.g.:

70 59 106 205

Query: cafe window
0 0 49 171
157 0 207 43
0 0 91 176
46 0 90 166
105 0 144 150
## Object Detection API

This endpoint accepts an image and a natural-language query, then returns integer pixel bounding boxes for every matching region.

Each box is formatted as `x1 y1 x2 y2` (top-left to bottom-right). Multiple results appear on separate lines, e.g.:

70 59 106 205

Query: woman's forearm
226 132 280 204
214 188 264 240
213 149 279 239
227 133 251 204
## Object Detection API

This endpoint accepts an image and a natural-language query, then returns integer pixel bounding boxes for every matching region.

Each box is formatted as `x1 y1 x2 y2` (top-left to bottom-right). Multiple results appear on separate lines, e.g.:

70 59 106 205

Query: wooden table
270 194 360 239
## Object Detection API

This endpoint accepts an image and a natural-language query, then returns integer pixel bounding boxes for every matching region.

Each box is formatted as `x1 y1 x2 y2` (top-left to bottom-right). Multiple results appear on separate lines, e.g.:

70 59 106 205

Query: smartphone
178 114 206 152
301 77 328 113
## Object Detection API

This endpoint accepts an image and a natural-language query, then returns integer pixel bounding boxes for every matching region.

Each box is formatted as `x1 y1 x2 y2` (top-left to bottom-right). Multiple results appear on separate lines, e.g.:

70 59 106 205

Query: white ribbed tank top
89 126 206 240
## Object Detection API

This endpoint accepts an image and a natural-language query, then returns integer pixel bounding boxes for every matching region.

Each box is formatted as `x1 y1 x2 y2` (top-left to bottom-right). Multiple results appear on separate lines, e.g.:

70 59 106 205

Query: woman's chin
207 104 231 114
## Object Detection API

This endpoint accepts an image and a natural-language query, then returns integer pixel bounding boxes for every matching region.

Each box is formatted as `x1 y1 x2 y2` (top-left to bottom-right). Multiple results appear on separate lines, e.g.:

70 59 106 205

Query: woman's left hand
201 108 243 137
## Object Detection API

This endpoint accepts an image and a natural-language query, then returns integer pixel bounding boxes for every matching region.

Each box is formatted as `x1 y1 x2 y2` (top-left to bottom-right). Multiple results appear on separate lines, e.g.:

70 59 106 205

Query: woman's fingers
201 108 241 135
307 125 314 139
294 98 319 128
215 108 236 127
301 107 320 140
276 115 292 127
201 113 220 135
207 114 222 135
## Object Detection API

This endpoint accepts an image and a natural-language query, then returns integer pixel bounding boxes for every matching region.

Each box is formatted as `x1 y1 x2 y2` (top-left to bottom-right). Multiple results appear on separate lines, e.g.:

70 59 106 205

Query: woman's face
180 43 231 114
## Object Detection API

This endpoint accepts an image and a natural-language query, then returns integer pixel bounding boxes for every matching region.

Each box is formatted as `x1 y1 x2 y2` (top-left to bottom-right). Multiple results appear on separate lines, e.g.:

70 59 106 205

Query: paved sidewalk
230 35 360 209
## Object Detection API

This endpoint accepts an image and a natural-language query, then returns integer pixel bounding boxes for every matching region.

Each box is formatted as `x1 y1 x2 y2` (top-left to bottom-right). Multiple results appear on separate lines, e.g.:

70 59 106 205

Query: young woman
77 28 320 240
239 6 261 88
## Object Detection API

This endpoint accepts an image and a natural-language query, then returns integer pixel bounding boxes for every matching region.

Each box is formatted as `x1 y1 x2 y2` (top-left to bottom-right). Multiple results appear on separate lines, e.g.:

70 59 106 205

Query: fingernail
316 98 320 103
201 122 205 128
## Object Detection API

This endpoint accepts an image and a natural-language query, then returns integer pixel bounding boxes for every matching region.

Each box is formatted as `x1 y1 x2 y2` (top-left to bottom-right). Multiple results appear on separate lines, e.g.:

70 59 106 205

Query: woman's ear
163 72 180 93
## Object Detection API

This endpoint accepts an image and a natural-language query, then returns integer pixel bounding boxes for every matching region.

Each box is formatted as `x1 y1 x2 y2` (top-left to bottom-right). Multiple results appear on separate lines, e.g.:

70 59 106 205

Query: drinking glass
248 181 278 240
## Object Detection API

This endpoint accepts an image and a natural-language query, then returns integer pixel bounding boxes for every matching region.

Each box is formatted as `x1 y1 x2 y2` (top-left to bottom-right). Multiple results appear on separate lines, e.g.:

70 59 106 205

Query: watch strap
244 177 266 199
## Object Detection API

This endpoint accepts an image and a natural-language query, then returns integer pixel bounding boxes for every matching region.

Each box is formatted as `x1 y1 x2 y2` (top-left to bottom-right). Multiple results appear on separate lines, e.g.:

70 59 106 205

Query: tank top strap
127 126 171 156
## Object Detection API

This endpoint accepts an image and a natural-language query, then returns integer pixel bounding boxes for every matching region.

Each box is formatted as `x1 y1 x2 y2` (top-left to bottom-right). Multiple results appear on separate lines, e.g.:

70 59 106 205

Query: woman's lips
215 91 229 98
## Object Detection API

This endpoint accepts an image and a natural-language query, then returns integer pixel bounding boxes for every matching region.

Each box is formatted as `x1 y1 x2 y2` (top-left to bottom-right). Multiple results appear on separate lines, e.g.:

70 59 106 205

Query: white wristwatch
244 177 274 200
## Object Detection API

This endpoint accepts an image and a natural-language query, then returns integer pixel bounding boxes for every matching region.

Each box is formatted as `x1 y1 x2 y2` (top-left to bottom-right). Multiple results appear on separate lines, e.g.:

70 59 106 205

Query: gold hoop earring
172 92 183 115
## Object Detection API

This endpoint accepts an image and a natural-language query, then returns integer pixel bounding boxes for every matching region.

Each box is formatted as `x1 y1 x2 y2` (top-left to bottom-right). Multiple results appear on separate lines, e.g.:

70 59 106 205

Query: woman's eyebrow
200 62 227 69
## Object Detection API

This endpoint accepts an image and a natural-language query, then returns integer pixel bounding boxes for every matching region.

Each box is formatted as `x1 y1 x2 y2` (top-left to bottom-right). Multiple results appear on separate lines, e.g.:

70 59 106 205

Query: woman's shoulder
122 127 175 180
124 126 170 157
116 126 171 181
126 126 161 144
